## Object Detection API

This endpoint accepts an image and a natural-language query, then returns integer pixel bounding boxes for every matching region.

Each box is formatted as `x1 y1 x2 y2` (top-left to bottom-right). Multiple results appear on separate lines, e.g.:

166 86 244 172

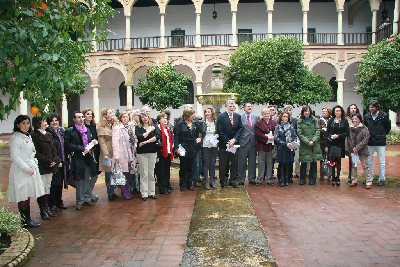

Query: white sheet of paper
351 153 359 167
178 144 186 157
209 136 219 146
266 131 274 145
226 144 240 154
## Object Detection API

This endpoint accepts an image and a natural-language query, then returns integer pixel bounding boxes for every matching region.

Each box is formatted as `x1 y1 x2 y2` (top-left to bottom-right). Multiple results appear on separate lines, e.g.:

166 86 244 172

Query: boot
37 196 51 220
45 194 56 217
19 208 40 228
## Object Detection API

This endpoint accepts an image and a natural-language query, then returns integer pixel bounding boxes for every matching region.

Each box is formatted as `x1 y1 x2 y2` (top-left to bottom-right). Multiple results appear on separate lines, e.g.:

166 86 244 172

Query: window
119 82 134 106
171 28 185 47
238 29 253 44
185 80 194 104
329 77 338 102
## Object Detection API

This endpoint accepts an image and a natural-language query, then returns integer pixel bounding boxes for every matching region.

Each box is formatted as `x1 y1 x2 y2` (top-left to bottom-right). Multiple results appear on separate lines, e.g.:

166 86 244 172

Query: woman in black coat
274 112 298 187
47 113 68 211
326 105 350 186
174 108 202 191
31 116 60 220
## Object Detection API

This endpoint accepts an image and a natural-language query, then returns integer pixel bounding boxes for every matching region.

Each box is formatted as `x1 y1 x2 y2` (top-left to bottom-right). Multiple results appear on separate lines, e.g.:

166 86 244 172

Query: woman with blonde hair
112 111 137 200
202 107 218 189
97 107 118 201
135 108 161 201
174 108 202 191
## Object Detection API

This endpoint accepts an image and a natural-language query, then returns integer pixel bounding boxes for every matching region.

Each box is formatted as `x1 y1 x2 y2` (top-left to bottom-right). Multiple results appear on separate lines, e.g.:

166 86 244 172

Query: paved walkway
0 140 399 266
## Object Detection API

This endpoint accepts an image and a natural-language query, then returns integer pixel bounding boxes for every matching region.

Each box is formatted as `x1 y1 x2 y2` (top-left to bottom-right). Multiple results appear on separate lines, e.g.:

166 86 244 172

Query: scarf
74 123 88 147
161 125 174 160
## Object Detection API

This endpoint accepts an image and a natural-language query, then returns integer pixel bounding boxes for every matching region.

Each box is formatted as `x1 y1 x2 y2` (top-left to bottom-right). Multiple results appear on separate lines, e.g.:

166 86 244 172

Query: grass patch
383 176 400 188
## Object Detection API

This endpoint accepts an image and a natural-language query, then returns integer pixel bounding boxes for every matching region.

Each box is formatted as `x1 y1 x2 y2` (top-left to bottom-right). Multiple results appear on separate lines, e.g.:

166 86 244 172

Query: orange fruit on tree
30 106 40 116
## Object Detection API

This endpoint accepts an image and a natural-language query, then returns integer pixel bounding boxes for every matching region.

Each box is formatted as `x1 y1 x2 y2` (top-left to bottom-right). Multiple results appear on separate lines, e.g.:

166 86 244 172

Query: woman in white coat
8 115 45 228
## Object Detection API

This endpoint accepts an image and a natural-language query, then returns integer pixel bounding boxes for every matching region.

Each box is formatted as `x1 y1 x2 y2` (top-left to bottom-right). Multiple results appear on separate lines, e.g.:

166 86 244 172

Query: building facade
1 0 399 132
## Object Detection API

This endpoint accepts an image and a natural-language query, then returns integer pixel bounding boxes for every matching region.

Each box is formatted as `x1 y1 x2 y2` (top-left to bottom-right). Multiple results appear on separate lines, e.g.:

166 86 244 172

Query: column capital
192 0 203 14
265 0 275 11
334 0 345 11
369 0 381 12
91 84 100 88
229 0 239 12
300 0 310 11
336 78 346 83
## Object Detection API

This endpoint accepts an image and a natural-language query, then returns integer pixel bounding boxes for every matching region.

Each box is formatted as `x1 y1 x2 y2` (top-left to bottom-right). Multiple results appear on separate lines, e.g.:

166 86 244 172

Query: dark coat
347 124 370 156
275 122 297 164
47 127 66 185
326 118 349 158
363 111 391 146
173 121 201 159
216 111 242 149
319 117 330 148
64 125 97 181
255 118 276 152
135 126 161 154
85 123 100 171
31 129 60 175
297 117 323 162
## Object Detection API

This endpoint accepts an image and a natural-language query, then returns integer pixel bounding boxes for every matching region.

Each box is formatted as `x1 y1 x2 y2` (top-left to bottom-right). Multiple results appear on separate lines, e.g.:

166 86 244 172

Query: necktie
230 113 233 125
247 115 252 128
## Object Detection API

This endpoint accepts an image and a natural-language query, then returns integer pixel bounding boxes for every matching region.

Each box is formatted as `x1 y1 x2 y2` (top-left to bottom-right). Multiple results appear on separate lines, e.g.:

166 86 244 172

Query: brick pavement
248 180 400 267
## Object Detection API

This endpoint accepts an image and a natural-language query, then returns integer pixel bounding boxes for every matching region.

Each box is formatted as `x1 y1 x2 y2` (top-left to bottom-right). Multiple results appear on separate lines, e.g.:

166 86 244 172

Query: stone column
195 81 203 114
127 85 133 109
336 78 345 107
195 12 201 47
62 94 68 128
394 0 399 35
267 10 273 38
19 91 28 115
124 15 131 50
92 27 97 52
302 11 308 45
337 9 344 45
92 85 100 123
231 11 238 46
371 9 378 44
160 13 166 48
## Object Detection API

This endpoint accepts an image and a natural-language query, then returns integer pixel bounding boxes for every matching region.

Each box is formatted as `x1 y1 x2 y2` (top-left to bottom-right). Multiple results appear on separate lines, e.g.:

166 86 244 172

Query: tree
0 0 114 120
223 37 332 106
356 35 400 111
135 62 191 111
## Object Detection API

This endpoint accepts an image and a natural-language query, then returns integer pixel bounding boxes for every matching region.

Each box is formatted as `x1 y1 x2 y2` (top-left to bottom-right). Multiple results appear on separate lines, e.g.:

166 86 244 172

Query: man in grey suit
238 103 259 185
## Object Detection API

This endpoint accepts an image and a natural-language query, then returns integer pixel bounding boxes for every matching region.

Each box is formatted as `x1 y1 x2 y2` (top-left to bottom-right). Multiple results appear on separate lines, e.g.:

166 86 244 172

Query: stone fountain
196 64 239 113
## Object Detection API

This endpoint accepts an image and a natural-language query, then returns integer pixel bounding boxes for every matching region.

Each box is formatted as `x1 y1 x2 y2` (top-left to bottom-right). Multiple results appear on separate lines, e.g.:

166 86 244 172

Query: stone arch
344 61 363 111
308 59 339 75
201 63 228 94
98 67 126 110
175 64 196 104
312 62 338 102
97 63 128 83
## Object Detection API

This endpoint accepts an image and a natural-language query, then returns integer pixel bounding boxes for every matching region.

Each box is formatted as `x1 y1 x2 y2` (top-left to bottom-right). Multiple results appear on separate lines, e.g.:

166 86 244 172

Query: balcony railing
376 23 393 42
92 32 376 52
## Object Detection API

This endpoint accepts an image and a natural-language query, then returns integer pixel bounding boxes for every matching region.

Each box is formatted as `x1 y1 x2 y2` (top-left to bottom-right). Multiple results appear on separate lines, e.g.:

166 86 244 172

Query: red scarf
161 126 174 160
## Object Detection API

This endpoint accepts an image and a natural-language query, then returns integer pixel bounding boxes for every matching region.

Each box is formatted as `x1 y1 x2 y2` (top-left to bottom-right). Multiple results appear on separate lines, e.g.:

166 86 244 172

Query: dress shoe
25 219 40 228
299 182 306 185
149 195 157 199
256 182 261 186
188 186 195 191
336 181 341 186
350 182 357 187
141 196 148 201
46 207 57 217
249 181 257 185
332 181 336 186
40 211 51 220
378 180 385 186
75 205 83 210
365 184 372 189
91 195 99 202
266 181 274 186
59 203 68 210
50 206 61 212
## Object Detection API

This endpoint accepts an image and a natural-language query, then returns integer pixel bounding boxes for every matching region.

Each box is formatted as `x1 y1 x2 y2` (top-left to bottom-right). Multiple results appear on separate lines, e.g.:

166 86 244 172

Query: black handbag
329 146 342 159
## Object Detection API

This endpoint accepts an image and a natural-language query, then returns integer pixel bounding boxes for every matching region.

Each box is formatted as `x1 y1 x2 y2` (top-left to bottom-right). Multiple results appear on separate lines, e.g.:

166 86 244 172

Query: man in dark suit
217 99 242 188
237 103 259 185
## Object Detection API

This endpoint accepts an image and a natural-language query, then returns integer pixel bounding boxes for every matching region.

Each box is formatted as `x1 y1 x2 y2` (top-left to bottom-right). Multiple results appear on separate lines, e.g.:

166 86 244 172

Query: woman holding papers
202 108 219 189
255 108 276 186
275 111 298 187
347 113 373 189
326 105 349 186
174 108 202 191
297 106 323 185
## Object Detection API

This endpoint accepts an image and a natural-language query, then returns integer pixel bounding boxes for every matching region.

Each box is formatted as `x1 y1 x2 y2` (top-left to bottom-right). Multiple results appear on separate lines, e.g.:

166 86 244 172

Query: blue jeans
368 146 386 181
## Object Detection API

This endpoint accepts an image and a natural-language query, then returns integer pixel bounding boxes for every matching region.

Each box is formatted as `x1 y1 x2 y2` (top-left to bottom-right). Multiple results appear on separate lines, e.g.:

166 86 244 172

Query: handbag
321 159 333 177
329 146 342 159
110 163 126 186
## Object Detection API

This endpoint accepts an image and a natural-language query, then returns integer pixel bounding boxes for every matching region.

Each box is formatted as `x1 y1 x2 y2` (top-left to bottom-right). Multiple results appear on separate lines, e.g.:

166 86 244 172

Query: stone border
0 229 35 267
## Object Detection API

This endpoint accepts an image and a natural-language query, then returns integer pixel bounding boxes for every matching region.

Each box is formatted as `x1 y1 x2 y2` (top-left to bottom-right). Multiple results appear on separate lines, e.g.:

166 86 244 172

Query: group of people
7 99 391 228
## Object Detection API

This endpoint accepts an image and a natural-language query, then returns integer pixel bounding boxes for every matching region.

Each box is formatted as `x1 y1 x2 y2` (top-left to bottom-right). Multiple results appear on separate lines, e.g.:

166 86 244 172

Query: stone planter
0 229 35 266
